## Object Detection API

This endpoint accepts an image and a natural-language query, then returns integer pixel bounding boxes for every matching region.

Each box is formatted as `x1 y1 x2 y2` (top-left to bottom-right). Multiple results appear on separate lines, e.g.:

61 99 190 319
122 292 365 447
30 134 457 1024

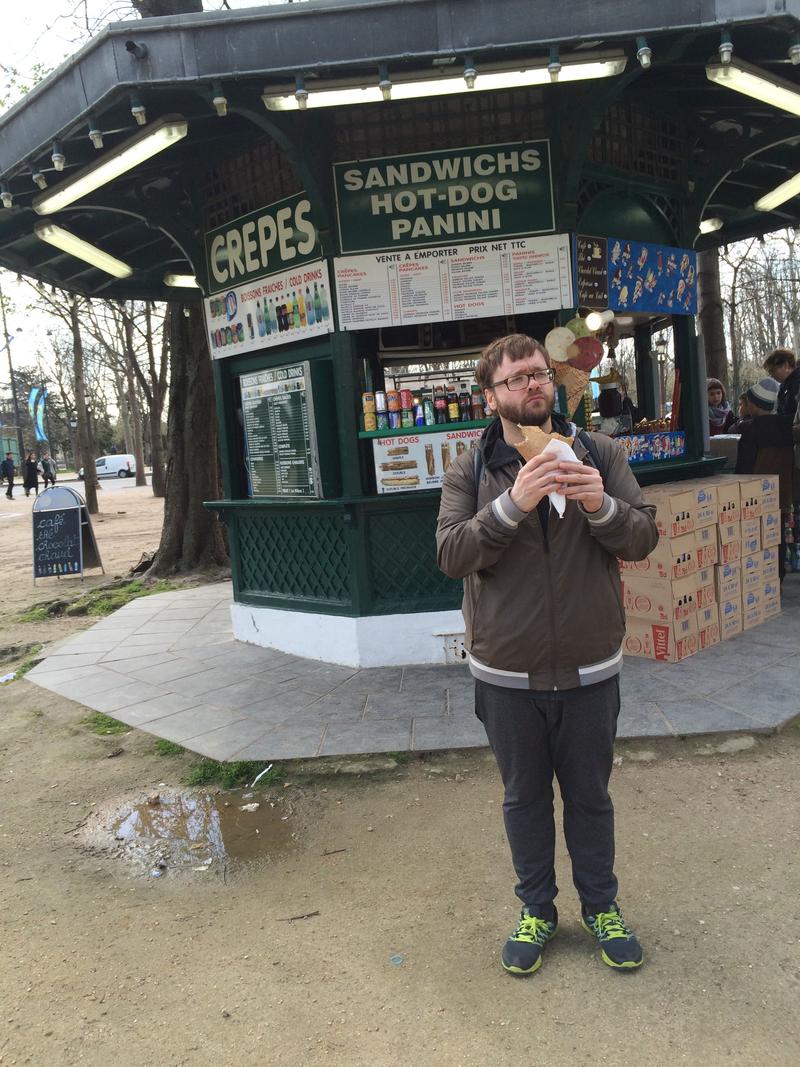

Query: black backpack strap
473 446 484 498
578 428 605 480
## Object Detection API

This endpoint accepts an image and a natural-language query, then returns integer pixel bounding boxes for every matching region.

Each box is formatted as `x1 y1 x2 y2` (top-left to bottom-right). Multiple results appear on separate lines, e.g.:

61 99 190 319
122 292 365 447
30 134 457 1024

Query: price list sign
240 362 321 498
334 234 573 331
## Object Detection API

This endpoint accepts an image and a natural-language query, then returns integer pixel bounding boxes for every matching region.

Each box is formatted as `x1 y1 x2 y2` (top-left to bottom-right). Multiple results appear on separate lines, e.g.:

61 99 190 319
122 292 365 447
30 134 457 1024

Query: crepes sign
334 141 554 254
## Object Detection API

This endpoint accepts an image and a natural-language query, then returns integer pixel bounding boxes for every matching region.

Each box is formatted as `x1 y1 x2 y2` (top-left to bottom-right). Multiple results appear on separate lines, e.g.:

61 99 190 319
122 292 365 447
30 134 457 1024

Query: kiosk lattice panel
334 90 547 160
198 140 302 233
367 510 462 611
236 511 351 604
589 104 686 184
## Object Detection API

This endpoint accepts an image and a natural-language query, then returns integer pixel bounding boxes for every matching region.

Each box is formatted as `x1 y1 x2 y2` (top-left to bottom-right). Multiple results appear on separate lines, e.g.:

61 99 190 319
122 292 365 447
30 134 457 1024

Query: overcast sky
1 2 300 367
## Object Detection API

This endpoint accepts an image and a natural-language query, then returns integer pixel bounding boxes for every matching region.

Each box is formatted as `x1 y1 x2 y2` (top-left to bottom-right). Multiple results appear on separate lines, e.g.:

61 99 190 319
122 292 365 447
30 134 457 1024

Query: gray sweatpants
475 675 621 912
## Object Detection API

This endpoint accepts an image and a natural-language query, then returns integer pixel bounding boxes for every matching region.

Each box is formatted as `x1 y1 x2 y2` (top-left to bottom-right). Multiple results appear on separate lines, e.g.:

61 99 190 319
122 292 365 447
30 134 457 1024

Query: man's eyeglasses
489 369 555 391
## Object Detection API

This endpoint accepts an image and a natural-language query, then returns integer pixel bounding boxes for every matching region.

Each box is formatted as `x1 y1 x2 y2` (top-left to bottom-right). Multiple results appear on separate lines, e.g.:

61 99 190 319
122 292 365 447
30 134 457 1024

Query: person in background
735 378 797 581
41 452 57 489
707 378 736 435
729 391 752 435
23 451 41 498
1 452 15 499
763 348 800 418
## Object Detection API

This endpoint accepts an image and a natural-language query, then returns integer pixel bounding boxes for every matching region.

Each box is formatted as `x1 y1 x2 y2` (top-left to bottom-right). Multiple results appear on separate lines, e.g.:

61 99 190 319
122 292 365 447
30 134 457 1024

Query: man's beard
495 392 554 428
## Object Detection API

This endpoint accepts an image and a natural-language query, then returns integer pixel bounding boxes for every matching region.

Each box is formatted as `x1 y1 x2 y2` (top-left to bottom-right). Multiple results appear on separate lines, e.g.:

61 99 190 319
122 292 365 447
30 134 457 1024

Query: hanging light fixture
789 38 800 65
463 55 477 90
32 169 47 191
1 183 12 209
718 29 734 65
294 74 309 109
548 46 561 83
32 115 188 215
378 64 392 101
706 56 800 117
88 119 104 150
262 51 627 110
585 309 615 332
211 80 228 117
635 37 652 69
51 142 66 172
130 93 147 125
34 221 133 278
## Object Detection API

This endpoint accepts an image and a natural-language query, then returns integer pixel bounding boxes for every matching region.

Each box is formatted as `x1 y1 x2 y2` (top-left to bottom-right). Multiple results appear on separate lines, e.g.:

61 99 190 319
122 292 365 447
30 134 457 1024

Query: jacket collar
480 412 582 469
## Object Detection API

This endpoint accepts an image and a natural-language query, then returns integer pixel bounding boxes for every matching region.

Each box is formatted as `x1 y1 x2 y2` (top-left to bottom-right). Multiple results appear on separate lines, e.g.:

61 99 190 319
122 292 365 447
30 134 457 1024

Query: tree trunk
147 304 167 498
70 298 99 514
115 370 133 454
150 304 227 575
697 248 728 388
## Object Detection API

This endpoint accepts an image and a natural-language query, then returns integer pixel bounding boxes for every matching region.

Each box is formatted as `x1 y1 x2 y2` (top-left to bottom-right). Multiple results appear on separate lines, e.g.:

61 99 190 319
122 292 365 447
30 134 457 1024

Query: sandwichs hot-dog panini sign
333 141 554 254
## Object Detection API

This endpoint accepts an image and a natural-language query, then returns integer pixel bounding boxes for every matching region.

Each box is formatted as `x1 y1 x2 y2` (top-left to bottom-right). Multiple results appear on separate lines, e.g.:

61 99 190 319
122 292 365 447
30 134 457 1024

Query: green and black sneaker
501 905 558 976
581 902 643 970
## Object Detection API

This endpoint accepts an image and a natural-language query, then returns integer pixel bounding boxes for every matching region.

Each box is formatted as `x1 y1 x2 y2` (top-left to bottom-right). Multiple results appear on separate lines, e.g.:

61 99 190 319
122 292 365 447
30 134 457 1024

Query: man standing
41 452 57 489
763 348 800 418
1 451 15 499
436 334 658 976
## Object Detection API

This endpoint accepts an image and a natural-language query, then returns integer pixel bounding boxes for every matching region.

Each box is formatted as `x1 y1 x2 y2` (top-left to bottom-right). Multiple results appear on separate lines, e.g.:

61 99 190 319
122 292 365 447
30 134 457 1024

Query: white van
80 454 137 479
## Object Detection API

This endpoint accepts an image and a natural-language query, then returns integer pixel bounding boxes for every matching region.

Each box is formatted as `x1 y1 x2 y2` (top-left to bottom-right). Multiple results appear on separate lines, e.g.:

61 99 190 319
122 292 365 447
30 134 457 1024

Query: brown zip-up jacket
436 416 659 691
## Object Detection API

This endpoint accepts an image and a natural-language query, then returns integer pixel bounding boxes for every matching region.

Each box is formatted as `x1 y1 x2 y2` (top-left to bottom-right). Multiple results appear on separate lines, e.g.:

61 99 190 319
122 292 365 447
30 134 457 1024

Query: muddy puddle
81 789 297 878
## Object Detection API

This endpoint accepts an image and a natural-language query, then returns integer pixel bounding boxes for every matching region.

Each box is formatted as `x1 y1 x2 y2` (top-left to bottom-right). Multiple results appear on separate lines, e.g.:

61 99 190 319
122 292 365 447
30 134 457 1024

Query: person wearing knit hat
736 377 798 581
707 378 736 435
746 377 780 412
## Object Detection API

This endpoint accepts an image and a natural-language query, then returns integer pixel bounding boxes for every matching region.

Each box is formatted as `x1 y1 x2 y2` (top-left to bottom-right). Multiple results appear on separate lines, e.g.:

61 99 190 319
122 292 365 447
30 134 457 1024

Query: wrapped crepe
541 438 576 518
512 423 574 462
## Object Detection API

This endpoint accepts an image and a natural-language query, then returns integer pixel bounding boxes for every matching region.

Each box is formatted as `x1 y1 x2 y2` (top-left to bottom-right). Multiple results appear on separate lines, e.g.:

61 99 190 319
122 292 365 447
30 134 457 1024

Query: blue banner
27 387 48 442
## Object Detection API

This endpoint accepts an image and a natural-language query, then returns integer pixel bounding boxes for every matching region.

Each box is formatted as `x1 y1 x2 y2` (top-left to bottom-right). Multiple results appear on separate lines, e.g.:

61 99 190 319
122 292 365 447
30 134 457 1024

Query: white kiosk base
231 604 466 668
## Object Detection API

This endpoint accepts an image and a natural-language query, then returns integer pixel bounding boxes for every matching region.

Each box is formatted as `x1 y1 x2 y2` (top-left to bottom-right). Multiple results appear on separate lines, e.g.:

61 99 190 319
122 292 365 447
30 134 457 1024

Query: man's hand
555 460 605 513
509 453 563 513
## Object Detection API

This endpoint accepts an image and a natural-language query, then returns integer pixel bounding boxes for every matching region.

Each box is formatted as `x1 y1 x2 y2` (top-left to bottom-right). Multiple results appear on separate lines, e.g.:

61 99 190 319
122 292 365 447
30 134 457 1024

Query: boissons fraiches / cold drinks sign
333 141 554 254
203 193 334 359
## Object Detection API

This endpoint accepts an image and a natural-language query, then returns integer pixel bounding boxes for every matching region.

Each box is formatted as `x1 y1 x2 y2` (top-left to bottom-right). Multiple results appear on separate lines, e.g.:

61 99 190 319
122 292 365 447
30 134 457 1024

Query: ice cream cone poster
608 238 697 315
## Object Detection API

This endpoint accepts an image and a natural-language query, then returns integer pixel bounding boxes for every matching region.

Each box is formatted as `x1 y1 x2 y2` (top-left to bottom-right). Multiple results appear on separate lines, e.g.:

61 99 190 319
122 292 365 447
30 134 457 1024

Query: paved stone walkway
25 580 799 760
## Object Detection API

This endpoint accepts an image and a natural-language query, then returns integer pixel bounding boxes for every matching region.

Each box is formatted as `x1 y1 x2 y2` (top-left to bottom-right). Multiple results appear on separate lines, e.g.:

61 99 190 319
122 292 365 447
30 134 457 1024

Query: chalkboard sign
576 235 609 309
240 361 321 498
31 486 104 582
33 507 82 577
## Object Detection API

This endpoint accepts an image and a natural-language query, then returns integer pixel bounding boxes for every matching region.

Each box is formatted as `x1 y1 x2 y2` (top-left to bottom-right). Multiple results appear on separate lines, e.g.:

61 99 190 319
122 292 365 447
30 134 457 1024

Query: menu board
372 426 484 494
33 507 82 577
240 363 320 498
576 235 608 309
334 234 573 332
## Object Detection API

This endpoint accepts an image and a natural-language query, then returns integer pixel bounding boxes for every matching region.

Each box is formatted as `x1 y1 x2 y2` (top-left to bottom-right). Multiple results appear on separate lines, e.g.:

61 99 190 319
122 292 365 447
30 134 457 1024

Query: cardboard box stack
620 474 781 663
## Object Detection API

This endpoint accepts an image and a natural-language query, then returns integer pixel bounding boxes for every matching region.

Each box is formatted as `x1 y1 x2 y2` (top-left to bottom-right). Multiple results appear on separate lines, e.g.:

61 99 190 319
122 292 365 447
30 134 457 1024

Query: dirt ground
1 487 800 1066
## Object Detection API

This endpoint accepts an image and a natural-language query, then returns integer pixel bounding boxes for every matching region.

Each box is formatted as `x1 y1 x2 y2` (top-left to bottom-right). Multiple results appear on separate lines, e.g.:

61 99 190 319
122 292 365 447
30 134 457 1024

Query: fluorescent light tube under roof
34 221 133 278
32 116 188 215
263 53 627 110
754 172 800 212
699 217 723 234
164 272 200 288
706 58 800 118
